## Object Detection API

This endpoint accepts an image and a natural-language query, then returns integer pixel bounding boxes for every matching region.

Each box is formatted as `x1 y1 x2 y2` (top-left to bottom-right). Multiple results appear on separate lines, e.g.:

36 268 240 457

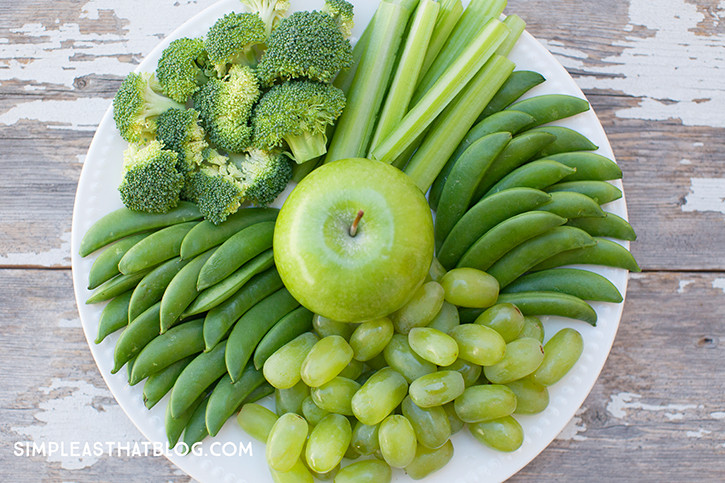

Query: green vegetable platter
71 0 632 481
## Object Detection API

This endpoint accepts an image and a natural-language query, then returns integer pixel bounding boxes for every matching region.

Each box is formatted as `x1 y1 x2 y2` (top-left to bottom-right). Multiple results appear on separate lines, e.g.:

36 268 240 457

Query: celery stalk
412 0 506 105
496 14 526 56
324 0 414 164
370 18 510 166
403 55 515 192
419 0 464 78
333 11 377 97
369 0 440 155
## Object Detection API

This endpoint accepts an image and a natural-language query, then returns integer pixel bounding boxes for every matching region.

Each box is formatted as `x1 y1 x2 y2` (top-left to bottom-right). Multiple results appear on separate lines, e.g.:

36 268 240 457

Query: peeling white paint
557 407 588 441
543 0 725 128
679 158 691 165
0 230 72 266
0 98 110 131
11 378 143 470
711 411 725 420
677 279 694 293
682 178 725 215
713 278 725 294
607 392 697 420
686 428 711 438
664 412 684 421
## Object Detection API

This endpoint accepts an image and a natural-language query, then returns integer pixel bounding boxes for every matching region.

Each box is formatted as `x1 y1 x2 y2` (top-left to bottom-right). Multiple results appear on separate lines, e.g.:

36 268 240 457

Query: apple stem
349 210 364 237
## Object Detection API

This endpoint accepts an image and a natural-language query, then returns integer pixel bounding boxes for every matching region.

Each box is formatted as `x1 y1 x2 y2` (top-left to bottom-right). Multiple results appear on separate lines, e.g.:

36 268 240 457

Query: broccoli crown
156 37 210 103
252 79 346 163
118 141 184 213
185 164 245 225
323 0 354 38
256 10 353 87
193 64 261 154
155 108 208 176
239 0 290 35
113 72 184 143
229 150 292 205
205 12 266 76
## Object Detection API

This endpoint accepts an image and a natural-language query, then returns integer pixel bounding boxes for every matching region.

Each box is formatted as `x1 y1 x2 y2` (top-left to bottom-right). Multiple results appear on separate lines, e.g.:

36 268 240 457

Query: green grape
269 457 314 483
391 281 445 334
469 416 524 452
275 380 309 415
351 367 408 425
378 414 417 468
351 420 380 455
305 414 351 473
301 335 354 387
427 301 460 334
349 317 394 361
484 337 545 384
404 439 454 480
506 377 550 414
532 328 584 386
339 358 365 380
518 315 545 342
408 327 459 366
446 358 482 387
237 403 278 442
409 371 465 408
454 384 517 423
383 334 437 383
365 352 388 371
449 324 506 366
312 314 356 339
302 396 330 426
474 303 525 342
335 459 392 483
439 268 499 308
401 396 451 450
427 257 447 282
311 376 361 416
266 413 308 472
442 402 464 434
264 332 319 389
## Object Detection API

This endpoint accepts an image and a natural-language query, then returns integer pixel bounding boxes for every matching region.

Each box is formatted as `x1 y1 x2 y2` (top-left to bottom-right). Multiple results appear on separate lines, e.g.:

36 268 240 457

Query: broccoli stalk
156 37 210 103
239 0 290 36
204 12 267 76
118 141 184 213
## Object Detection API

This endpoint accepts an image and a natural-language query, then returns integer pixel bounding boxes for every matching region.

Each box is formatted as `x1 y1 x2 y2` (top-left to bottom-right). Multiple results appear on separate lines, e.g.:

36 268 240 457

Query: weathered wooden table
2 0 724 481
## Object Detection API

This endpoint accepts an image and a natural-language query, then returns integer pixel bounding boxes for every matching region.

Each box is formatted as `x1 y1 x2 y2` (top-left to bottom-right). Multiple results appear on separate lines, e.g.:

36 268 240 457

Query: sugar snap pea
496 291 598 325
505 94 590 127
435 132 512 245
206 366 266 437
536 191 605 219
477 70 546 121
169 339 227 418
86 267 152 305
112 302 161 373
547 180 623 205
159 248 216 333
531 237 640 272
79 201 201 257
203 268 283 351
166 392 206 447
483 160 576 198
244 382 274 403
458 211 567 271
183 249 275 316
96 290 133 343
502 267 623 303
567 212 637 240
88 233 149 289
487 226 596 288
118 221 197 275
181 396 210 453
528 126 598 157
540 151 622 181
129 318 205 385
437 187 552 269
253 306 314 370
179 207 278 260
128 256 191 323
225 288 300 382
143 355 194 409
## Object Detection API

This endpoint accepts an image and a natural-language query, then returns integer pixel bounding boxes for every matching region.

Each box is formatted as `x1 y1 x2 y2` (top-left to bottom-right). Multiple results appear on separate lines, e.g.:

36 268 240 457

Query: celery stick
403 55 515 192
496 14 526 56
324 0 414 164
412 0 506 105
333 11 377 97
370 18 510 166
369 0 440 155
419 0 463 78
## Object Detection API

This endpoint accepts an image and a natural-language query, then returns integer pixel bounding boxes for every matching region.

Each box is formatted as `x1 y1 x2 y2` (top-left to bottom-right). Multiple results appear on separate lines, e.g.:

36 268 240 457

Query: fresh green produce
267 412 308 472
302 396 330 425
169 339 227 418
427 301 460 334
532 328 584 386
264 332 319 389
546 179 623 204
300 335 354 388
483 159 576 197
205 367 266 436
349 317 394 362
529 125 599 156
401 396 451 449
449 323 506 366
118 221 196 274
335 459 392 483
383 335 437 384
351 420 380 455
275 380 309 415
351 367 408 425
518 315 545 343
311 314 356 339
454 384 517 423
496 291 598 325
166 393 206 447
205 12 266 76
469 415 524 452
476 70 545 120
159 248 215 332
86 267 153 305
143 356 194 409
155 37 209 103
154 108 207 176
408 327 459 367
88 233 149 289
483 337 545 384
253 306 313 370
531 237 640 272
391 281 445 334
502 268 623 303
439 267 499 308
506 377 549 414
447 358 482 387
237 402 278 442
505 94 590 127
96 291 133 343
409 371 465 408
305 414 351 473
474 303 525 343
311 376 360 415
536 190 606 219
379 414 417 468
112 303 162 373
128 257 191 322
567 213 637 240
405 440 454 480
542 151 623 181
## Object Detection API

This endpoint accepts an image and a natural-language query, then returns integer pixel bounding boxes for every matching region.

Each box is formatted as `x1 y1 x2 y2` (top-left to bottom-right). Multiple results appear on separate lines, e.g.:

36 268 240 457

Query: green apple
274 158 434 322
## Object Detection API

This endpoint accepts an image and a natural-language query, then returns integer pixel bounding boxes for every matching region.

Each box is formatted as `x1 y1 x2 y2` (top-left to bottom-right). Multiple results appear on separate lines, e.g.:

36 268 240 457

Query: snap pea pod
86 267 152 305
206 365 266 437
88 233 149 289
159 248 216 333
237 402 278 442
118 221 197 275
536 191 605 219
165 393 206 448
483 160 576 198
253 306 314 370
129 318 205 385
179 207 278 260
126 356 136 383
96 290 133 343
128 256 191 323
197 221 275 290
496 291 598 325
476 70 545 121
502 268 623 303
169 339 227 418
203 268 283 351
244 382 274 404
487 226 596 288
143 355 194 409
79 201 202 257
434 132 512 245
405 440 454 480
183 249 275 317
567 213 637 240
469 415 524 452
528 126 598 157
180 396 210 453
530 237 640 272
112 302 161 373
457 211 567 271
540 151 622 181
546 180 623 205
429 110 535 210
505 94 590 127
437 187 552 270
335 459 392 483
471 130 557 203
225 288 300 382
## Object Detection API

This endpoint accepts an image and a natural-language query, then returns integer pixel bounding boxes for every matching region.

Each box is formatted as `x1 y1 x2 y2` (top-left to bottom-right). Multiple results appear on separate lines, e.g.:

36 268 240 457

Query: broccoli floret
113 72 184 143
229 150 292 205
118 141 184 213
156 37 210 103
252 79 346 163
192 64 260 154
239 0 290 36
155 108 208 176
256 10 353 87
205 12 266 77
184 150 245 224
323 0 354 38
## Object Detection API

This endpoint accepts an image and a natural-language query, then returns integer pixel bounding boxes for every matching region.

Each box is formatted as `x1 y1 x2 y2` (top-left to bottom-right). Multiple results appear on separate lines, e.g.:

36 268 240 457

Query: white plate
71 1 630 481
